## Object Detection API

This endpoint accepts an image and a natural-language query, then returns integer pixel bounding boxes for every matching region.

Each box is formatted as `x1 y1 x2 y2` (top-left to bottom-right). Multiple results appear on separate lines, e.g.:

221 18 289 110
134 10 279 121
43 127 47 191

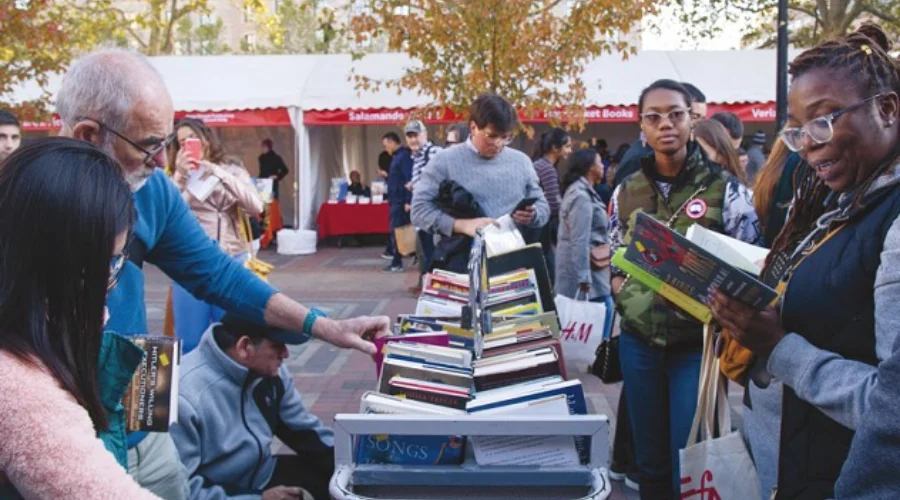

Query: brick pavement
143 245 756 499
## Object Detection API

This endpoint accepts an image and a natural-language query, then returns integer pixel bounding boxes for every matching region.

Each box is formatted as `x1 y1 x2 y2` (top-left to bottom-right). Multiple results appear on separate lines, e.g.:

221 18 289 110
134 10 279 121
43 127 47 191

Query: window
199 13 214 26
243 33 256 50
14 0 29 9
243 5 253 22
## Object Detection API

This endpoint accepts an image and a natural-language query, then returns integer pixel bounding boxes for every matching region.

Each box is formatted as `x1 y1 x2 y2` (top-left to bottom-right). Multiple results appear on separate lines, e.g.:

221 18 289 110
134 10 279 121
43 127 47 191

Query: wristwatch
302 308 327 337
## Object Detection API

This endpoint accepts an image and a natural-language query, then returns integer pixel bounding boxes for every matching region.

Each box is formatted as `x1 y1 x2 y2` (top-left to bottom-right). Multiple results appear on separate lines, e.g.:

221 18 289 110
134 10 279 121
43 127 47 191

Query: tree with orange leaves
348 0 657 131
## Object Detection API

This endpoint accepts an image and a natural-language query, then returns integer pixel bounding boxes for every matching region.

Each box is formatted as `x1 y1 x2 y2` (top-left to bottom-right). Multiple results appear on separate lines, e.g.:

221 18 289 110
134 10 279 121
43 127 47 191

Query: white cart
329 414 612 500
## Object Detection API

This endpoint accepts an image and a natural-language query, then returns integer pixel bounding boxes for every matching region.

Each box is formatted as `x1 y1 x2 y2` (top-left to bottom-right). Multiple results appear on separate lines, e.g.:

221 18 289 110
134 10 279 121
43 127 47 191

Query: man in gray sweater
411 93 549 238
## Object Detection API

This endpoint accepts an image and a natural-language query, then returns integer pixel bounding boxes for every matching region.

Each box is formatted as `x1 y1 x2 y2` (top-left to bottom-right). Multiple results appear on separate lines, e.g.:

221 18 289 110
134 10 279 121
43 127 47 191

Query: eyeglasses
476 128 514 146
77 116 174 168
780 94 884 152
640 108 690 127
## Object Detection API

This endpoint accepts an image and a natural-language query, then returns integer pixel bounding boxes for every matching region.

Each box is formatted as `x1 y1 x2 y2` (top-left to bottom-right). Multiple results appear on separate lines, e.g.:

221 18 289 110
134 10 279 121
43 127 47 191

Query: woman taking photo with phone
0 138 158 499
609 79 761 499
170 118 263 353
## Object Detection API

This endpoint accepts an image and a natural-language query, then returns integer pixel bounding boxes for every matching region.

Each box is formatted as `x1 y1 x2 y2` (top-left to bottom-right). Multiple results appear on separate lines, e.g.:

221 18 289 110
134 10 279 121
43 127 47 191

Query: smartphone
513 197 539 212
183 137 202 167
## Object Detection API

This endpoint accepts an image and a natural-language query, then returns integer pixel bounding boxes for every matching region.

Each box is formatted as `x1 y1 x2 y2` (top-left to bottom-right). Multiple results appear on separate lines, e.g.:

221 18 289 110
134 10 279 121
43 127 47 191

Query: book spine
388 386 470 410
474 363 560 392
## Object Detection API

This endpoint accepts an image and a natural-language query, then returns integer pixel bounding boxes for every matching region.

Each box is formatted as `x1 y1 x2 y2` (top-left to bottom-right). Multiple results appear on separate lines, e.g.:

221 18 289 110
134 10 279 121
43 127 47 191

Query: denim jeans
619 332 702 500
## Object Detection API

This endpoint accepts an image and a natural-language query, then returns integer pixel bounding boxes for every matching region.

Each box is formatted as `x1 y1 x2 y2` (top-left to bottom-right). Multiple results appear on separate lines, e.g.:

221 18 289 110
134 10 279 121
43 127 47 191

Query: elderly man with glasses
411 93 549 243
54 48 391 500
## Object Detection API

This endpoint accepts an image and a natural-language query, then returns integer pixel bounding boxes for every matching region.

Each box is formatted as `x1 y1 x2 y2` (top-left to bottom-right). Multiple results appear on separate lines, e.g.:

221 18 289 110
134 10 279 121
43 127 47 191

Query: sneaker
383 264 403 273
624 473 640 492
608 461 627 481
380 252 393 260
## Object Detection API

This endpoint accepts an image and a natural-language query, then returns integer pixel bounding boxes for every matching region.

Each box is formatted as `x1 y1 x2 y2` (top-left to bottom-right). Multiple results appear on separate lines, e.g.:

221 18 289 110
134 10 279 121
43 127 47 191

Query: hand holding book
707 289 786 357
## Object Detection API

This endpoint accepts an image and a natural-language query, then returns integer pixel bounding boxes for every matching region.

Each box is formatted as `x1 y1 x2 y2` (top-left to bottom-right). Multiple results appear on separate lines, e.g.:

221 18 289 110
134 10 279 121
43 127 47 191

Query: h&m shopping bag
554 292 610 374
679 326 761 500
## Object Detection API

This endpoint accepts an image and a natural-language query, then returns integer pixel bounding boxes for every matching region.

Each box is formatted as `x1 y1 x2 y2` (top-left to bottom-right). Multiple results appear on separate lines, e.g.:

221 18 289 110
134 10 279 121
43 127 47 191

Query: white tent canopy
7 49 794 230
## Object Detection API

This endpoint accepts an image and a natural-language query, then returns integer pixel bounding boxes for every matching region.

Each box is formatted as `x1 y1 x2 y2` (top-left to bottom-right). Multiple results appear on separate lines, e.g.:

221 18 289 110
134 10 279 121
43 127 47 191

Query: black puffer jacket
429 180 484 274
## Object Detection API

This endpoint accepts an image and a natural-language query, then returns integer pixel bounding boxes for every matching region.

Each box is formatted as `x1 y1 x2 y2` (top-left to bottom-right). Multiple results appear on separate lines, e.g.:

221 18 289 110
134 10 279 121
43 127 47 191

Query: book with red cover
372 332 450 377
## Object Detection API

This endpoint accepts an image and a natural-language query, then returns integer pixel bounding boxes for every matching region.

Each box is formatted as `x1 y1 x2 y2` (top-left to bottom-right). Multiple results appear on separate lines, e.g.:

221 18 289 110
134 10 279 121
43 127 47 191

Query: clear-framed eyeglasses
779 94 884 152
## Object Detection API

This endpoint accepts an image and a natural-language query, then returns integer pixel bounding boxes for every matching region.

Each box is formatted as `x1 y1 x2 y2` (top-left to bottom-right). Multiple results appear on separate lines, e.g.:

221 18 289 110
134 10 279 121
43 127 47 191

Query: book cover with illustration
355 392 466 465
614 212 777 324
122 336 182 432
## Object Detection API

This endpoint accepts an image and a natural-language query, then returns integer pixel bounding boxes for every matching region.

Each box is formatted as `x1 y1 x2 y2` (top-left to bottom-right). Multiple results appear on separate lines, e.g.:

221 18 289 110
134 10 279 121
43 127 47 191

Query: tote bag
679 326 761 500
394 224 418 256
554 292 610 374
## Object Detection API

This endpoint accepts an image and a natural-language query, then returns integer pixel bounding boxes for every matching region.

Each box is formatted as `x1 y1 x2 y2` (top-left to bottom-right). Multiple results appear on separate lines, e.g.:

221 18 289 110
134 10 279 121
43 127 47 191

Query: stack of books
415 269 544 318
358 244 590 468
358 328 475 466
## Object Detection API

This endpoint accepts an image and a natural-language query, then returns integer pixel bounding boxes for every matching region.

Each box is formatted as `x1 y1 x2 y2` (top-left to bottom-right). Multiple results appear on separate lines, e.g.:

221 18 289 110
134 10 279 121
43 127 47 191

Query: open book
686 224 769 276
613 212 777 323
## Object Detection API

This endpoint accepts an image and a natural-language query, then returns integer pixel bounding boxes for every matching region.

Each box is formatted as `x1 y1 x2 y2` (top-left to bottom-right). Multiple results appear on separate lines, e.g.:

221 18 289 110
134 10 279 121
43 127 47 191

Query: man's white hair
56 48 165 151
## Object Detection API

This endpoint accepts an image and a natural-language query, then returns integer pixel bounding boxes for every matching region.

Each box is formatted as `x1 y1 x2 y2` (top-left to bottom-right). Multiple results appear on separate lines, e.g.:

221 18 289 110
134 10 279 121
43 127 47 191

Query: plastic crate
329 414 612 500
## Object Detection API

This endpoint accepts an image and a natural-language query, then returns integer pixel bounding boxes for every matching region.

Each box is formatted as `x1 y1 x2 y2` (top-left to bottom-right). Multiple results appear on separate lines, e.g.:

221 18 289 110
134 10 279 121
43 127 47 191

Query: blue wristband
303 308 327 337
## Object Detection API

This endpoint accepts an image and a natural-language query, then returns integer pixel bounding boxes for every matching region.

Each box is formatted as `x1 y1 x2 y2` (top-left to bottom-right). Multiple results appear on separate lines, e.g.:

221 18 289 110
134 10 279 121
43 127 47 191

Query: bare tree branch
860 3 899 23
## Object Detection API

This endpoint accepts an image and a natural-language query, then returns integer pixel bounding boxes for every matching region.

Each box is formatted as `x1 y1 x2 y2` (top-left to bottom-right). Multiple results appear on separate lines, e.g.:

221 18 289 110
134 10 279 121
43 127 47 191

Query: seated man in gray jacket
171 315 333 500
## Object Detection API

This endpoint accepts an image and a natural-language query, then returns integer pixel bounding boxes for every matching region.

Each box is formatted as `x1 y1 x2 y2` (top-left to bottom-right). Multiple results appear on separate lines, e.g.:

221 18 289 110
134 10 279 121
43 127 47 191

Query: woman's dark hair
470 93 519 133
769 23 900 261
562 149 600 195
694 119 746 183
711 111 744 142
612 143 631 164
382 132 401 144
532 127 570 161
638 79 693 113
0 137 134 432
170 117 228 166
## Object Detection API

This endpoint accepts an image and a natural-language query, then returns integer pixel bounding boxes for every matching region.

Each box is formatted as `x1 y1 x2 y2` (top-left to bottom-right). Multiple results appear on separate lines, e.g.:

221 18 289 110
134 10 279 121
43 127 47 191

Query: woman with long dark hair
609 79 760 499
170 118 263 353
0 138 158 498
530 127 572 281
710 24 900 499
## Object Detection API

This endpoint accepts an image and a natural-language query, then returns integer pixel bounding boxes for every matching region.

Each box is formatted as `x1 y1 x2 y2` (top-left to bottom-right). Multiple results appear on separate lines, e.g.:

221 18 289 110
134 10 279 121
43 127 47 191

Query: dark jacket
388 147 413 207
612 139 652 189
778 184 900 499
258 151 289 199
430 180 485 274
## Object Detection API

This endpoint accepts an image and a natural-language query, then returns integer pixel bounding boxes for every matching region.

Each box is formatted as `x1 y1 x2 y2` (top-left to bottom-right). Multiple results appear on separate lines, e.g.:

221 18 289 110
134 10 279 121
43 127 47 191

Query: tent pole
775 0 789 131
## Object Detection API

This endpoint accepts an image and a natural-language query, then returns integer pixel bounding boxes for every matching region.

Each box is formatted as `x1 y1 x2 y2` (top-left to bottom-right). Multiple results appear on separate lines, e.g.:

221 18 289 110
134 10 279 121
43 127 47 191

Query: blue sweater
106 169 277 447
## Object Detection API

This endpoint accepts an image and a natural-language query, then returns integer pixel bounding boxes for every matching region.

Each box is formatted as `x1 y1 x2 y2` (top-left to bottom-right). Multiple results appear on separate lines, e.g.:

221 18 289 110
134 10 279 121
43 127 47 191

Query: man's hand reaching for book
708 289 785 357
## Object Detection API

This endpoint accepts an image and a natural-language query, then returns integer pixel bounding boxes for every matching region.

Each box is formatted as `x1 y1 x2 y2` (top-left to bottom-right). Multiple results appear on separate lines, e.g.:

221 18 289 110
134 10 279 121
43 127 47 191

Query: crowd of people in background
4 21 900 500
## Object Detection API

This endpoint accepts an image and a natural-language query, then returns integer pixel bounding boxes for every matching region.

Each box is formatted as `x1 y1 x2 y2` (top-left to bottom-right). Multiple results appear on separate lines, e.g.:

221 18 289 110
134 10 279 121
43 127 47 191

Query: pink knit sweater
0 350 160 499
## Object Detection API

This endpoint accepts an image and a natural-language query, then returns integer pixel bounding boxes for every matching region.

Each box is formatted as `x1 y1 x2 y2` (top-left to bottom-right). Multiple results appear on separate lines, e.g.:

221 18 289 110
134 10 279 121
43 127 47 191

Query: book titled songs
122 336 182 432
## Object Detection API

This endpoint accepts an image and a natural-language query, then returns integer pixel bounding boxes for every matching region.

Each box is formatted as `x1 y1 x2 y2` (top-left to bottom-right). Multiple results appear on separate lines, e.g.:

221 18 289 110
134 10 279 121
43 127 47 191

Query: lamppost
775 0 789 130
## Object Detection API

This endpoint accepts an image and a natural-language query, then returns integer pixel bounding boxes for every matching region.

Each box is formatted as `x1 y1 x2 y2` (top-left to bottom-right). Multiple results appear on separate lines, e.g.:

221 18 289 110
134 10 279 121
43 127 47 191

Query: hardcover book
122 336 182 432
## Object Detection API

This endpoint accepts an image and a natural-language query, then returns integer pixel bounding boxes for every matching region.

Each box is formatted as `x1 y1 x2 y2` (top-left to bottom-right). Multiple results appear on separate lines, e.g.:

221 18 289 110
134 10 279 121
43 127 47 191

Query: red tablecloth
316 202 391 239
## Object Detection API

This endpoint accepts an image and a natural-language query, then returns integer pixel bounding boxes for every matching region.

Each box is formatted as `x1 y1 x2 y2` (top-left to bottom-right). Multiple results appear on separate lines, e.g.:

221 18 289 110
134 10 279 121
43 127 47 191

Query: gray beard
124 168 152 192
